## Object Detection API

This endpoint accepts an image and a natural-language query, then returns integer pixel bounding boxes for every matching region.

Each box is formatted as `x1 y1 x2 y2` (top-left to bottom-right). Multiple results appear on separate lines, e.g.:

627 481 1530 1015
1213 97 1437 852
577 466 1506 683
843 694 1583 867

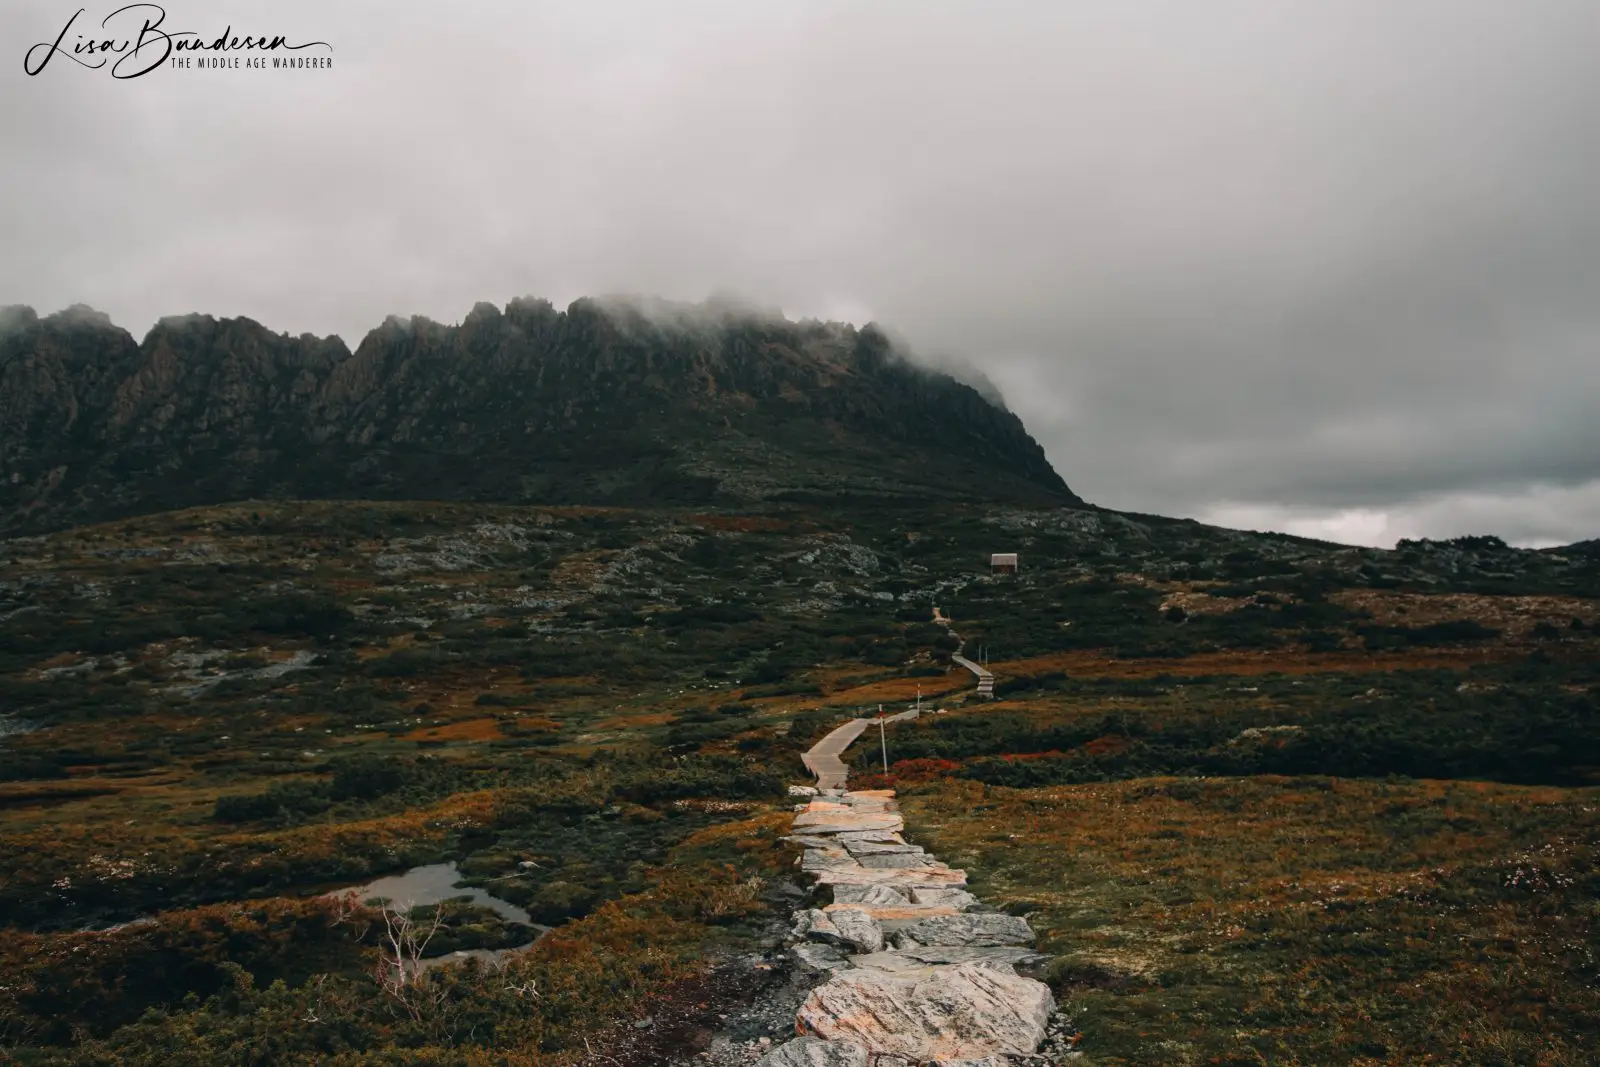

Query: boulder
753 1036 869 1067
793 907 882 953
826 907 885 953
790 942 851 976
791 908 840 942
890 914 1035 947
795 961 1054 1061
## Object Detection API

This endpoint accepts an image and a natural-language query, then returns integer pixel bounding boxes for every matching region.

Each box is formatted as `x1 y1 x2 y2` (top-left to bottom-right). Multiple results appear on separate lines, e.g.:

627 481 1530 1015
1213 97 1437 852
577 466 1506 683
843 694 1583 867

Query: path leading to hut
801 608 996 791
742 697 1069 1064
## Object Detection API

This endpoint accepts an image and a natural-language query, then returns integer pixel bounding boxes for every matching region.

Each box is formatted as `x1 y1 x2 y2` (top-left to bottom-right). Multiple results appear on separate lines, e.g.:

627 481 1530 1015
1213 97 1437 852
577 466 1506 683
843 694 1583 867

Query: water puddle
338 861 532 923
333 862 549 971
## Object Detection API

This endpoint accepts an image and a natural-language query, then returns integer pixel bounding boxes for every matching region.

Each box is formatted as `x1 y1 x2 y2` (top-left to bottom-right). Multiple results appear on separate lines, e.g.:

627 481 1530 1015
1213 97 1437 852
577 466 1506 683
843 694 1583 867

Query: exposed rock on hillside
0 299 1078 534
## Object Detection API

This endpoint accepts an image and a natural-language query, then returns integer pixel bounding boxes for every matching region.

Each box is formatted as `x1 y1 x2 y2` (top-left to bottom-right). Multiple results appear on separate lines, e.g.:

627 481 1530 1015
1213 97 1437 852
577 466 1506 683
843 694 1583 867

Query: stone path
755 783 1064 1066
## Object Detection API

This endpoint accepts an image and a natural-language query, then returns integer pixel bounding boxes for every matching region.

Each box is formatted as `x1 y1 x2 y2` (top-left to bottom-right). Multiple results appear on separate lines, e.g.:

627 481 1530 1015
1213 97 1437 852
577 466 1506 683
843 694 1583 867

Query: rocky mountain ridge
0 299 1078 535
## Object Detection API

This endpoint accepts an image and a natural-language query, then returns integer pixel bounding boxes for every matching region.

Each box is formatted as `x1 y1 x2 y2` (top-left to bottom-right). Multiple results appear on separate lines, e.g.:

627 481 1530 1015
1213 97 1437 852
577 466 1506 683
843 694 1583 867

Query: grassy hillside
0 498 1595 1063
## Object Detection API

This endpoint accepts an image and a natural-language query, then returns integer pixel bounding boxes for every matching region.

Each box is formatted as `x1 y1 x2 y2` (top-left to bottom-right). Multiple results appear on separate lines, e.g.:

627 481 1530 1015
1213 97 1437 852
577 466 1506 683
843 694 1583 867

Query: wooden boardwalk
801 718 870 790
934 608 994 699
799 607 995 788
802 708 921 790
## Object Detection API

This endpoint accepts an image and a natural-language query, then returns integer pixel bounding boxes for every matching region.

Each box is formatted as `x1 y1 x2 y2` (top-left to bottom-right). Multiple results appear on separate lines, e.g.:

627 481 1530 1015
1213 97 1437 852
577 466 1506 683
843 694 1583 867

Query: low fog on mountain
4 1 1598 545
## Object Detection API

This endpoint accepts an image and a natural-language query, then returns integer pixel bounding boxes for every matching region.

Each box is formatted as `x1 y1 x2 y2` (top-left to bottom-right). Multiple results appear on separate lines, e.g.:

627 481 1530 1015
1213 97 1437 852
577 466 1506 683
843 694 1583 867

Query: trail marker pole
878 704 888 773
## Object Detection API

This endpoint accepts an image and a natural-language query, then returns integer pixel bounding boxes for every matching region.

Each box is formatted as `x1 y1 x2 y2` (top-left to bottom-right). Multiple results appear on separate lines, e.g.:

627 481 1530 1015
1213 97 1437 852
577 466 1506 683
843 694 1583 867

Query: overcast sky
4 2 1598 548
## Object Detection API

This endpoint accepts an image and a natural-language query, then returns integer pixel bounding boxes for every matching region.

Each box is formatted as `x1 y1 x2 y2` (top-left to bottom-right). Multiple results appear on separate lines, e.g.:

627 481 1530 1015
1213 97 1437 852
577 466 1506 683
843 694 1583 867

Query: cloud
1201 479 1600 549
2 1 1597 545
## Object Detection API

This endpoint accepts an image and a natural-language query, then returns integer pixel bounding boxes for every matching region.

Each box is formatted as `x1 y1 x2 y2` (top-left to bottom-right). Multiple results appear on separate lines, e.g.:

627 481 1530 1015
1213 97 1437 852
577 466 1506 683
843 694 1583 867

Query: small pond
332 862 550 972
337 862 533 925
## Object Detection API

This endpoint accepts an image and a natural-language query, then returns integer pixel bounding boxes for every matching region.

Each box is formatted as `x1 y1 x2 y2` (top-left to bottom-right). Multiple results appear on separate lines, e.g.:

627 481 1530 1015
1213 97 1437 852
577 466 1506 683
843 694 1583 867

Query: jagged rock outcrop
0 298 1079 534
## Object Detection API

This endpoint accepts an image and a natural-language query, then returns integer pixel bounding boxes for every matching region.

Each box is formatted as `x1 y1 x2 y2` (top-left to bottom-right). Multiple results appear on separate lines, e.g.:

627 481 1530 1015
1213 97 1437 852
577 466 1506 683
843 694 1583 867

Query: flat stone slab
907 887 980 910
754 1036 868 1067
781 835 841 850
892 945 1050 970
801 848 861 872
816 866 967 888
795 961 1054 1061
835 800 894 814
843 949 1037 977
792 813 904 834
838 840 924 856
830 883 910 907
834 830 908 846
886 913 1036 947
856 852 934 869
826 904 960 921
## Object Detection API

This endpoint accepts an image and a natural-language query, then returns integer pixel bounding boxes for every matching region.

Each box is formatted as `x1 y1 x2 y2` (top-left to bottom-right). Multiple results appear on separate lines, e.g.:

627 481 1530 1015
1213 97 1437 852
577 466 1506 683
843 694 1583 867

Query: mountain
0 298 1077 535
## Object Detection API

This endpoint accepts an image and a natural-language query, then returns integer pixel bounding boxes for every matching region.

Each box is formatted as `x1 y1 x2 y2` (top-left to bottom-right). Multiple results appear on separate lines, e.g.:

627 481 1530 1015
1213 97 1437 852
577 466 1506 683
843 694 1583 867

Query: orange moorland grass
0 789 503 910
590 708 680 731
898 775 1599 1067
750 670 971 716
400 718 505 742
668 808 793 873
985 645 1529 682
